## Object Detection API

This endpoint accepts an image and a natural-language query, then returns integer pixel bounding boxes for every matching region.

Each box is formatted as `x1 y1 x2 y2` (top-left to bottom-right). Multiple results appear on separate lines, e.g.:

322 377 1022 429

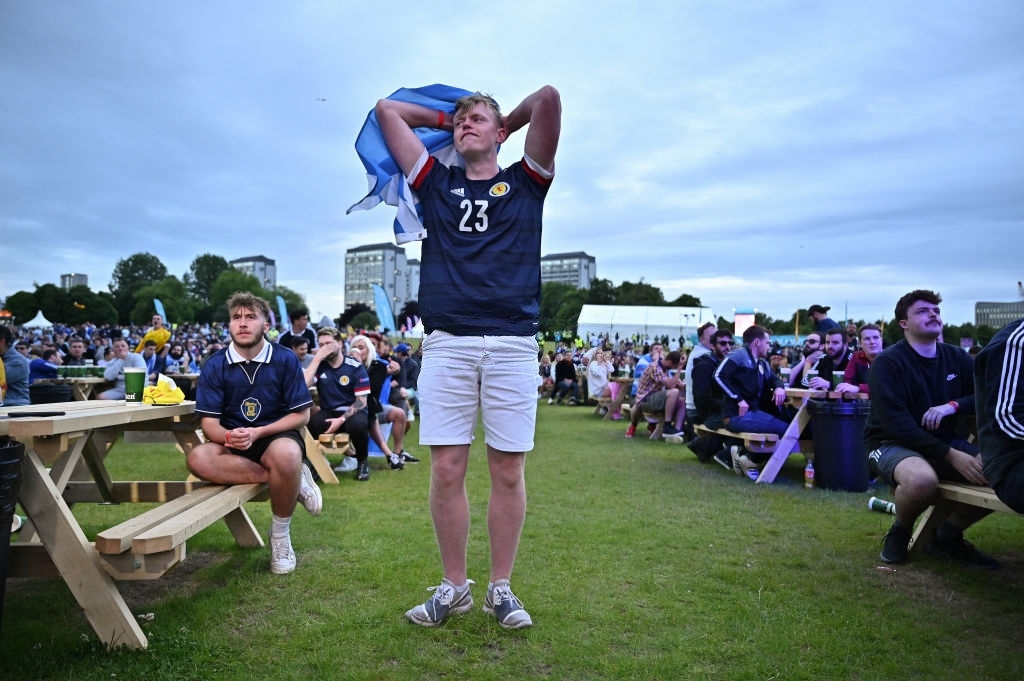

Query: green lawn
2 404 1023 681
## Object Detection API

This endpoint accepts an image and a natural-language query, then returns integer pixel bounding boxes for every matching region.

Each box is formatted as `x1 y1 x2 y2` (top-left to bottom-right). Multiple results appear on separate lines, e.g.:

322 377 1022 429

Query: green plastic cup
124 368 146 404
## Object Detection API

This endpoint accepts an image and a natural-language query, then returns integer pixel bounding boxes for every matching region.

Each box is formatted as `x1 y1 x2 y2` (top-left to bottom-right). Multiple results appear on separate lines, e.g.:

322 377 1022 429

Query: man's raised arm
504 85 561 173
375 99 450 179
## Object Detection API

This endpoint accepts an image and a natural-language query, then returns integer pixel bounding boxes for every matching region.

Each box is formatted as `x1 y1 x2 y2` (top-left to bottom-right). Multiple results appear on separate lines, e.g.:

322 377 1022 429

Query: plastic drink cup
124 368 146 404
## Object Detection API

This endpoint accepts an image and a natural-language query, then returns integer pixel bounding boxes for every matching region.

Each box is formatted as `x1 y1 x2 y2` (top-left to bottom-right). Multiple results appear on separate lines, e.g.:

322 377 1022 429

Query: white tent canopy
22 310 55 328
576 304 714 343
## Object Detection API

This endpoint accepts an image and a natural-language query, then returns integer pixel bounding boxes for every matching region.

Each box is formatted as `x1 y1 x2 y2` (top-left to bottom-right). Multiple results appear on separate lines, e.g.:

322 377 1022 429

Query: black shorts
867 438 977 488
993 459 1024 514
228 430 305 464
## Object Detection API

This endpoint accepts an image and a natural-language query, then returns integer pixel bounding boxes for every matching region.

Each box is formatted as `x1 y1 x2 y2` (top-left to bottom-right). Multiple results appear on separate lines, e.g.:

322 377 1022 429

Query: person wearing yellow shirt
135 314 171 353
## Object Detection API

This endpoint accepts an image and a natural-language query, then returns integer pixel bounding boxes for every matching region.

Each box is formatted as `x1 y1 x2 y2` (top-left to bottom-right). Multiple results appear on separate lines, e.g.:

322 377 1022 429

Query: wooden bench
300 428 348 484
95 482 269 579
693 424 780 455
592 397 613 416
909 481 1023 553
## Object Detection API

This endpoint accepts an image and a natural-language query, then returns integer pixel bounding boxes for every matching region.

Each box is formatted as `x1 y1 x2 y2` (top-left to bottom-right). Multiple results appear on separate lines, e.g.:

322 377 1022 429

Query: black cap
808 305 830 315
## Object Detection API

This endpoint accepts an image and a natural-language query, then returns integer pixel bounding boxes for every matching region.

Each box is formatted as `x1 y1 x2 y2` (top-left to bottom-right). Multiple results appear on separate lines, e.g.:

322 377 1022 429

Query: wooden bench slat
694 424 779 453
909 481 1022 553
131 483 268 555
94 485 226 554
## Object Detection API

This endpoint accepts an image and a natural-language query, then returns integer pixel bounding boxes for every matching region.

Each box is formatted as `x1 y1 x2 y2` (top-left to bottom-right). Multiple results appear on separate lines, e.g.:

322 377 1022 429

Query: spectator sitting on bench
787 332 824 388
714 325 789 476
835 323 883 394
550 352 580 405
865 289 997 569
815 326 853 389
188 291 321 576
587 350 613 404
974 317 1024 515
625 350 685 439
689 329 733 465
303 326 372 480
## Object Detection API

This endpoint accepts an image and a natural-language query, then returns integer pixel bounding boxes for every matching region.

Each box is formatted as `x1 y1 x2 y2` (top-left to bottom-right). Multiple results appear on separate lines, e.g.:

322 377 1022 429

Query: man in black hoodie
864 290 997 569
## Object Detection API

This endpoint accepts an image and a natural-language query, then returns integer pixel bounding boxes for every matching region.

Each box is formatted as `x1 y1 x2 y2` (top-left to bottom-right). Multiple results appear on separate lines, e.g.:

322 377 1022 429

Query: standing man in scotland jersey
376 85 560 629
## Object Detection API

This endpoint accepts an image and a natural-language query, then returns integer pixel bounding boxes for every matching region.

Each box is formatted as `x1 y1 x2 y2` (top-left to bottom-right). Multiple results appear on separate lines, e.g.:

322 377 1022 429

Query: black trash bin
30 382 73 404
807 399 871 492
0 437 26 634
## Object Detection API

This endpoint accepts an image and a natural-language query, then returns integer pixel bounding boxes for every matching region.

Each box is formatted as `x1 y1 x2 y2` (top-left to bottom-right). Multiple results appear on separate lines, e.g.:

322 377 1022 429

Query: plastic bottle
804 461 815 489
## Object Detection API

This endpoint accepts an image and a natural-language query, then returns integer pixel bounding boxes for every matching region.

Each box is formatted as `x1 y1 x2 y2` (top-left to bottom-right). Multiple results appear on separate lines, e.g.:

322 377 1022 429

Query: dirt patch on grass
118 550 227 608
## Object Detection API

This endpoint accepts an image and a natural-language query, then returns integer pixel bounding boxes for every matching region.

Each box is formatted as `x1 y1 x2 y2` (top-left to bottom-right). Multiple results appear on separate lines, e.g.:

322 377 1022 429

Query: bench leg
303 429 340 484
224 507 264 548
19 448 148 649
909 502 955 553
756 406 811 484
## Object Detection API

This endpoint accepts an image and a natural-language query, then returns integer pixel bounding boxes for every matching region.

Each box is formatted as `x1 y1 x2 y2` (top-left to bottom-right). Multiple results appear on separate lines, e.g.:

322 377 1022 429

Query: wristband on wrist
437 110 445 127
948 400 960 412
224 432 231 446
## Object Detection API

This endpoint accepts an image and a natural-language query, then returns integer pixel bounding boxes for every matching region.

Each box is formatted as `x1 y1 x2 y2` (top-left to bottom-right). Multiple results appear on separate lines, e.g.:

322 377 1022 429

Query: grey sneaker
334 456 358 473
269 533 296 575
483 580 533 629
405 578 475 627
297 463 322 516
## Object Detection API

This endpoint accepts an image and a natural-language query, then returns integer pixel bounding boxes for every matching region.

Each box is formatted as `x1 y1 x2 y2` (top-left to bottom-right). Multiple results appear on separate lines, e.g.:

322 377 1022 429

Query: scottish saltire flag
372 284 397 334
347 84 471 244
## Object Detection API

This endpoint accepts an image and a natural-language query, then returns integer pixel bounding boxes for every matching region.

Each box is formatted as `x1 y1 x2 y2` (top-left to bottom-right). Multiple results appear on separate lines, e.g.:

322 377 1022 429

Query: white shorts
418 331 539 452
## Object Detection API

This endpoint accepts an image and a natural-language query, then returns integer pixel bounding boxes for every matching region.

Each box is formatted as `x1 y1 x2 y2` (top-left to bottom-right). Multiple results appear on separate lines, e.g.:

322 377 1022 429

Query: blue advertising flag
347 84 471 244
372 284 397 335
276 296 289 330
153 299 167 325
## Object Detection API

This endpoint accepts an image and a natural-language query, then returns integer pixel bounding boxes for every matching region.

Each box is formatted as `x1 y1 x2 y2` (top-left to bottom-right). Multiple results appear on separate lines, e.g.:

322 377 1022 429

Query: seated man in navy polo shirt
188 292 321 576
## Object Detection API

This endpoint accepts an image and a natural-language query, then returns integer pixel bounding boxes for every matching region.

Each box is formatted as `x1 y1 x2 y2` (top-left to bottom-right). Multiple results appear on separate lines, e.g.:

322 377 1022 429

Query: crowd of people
537 293 1024 572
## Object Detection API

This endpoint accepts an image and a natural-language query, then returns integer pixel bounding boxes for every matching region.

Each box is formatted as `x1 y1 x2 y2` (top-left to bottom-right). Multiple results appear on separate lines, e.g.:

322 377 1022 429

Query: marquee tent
576 305 715 343
22 310 55 328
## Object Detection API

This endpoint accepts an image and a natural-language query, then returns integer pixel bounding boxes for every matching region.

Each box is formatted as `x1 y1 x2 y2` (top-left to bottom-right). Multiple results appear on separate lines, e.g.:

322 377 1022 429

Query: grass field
2 403 1023 680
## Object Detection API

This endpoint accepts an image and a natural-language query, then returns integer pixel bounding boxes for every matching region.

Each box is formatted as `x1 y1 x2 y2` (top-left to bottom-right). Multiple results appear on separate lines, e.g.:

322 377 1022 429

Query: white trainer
269 533 296 575
297 464 322 516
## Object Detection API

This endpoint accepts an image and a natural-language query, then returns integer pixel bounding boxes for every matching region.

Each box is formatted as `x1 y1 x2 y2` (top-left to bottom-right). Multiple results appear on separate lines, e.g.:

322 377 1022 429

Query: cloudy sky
2 1 1022 326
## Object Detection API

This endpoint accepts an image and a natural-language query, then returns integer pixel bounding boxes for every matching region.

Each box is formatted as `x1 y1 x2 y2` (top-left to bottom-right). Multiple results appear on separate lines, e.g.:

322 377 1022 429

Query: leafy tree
667 292 702 307
338 303 372 329
110 253 169 322
584 278 617 305
207 270 267 322
350 310 379 331
4 290 38 324
62 286 118 326
269 286 307 321
539 282 574 335
615 280 665 306
130 277 195 325
184 254 230 305
553 288 587 336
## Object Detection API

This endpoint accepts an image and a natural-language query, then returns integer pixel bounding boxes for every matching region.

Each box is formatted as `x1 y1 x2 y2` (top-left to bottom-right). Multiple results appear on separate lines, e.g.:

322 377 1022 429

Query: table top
0 400 196 437
37 376 108 384
611 376 636 383
784 388 869 400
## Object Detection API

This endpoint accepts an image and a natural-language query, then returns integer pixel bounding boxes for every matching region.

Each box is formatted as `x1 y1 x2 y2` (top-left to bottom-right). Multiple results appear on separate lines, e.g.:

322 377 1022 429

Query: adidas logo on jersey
449 187 466 198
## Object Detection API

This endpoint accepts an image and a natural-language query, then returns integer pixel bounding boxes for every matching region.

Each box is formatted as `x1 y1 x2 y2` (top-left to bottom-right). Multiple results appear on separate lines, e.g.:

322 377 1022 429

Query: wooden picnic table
755 388 868 485
35 376 109 400
0 399 264 649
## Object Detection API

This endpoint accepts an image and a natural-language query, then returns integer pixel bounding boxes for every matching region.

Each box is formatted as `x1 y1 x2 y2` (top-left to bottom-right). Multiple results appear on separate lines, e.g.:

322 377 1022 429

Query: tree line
2 253 307 327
